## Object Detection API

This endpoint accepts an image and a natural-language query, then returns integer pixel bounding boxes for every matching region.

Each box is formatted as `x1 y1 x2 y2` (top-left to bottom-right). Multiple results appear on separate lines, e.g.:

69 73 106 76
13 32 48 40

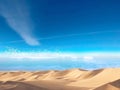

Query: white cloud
83 56 94 62
0 0 39 46
0 52 79 60
0 48 120 64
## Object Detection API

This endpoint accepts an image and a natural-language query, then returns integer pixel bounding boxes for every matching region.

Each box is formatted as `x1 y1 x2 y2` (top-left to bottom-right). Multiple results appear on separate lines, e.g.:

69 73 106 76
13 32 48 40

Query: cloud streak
1 30 120 44
0 0 39 46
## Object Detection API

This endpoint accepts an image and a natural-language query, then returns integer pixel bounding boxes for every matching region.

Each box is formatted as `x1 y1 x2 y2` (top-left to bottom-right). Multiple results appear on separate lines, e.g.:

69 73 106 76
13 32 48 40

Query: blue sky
0 0 120 70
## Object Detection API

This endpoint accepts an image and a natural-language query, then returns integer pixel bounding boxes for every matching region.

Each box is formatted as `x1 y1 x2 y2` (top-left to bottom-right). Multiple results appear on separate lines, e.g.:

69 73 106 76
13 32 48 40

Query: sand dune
94 79 120 90
0 68 120 90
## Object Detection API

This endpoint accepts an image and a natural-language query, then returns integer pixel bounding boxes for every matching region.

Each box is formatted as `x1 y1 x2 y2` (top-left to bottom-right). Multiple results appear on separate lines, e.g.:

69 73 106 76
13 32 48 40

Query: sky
0 0 120 70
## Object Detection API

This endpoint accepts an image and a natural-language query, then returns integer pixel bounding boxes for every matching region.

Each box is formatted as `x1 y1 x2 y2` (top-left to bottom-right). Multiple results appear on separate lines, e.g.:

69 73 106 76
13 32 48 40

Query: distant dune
0 68 120 90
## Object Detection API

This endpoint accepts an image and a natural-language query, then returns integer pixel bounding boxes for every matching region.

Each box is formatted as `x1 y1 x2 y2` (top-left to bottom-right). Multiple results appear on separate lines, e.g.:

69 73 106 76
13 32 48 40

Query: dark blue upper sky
0 0 120 52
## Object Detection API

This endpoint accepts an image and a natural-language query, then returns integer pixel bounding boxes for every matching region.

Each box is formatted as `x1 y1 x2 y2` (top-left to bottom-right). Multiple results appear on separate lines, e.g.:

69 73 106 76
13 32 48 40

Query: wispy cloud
1 30 120 44
0 0 39 46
